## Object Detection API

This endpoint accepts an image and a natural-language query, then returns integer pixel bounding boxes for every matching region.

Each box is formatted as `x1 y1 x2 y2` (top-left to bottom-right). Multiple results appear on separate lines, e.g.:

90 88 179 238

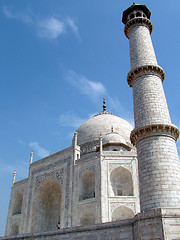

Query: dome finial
103 98 106 112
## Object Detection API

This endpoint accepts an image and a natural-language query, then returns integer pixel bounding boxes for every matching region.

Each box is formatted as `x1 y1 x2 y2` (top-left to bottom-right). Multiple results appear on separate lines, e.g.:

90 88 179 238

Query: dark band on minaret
103 98 106 112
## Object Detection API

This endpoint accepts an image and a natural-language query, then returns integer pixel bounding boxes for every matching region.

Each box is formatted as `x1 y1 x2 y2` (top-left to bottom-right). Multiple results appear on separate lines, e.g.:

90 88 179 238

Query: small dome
75 112 133 146
103 132 126 145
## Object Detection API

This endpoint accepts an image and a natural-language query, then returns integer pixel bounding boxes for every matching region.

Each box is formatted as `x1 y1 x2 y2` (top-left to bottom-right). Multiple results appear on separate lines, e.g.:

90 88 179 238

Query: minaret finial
30 151 33 165
12 170 16 187
103 98 106 112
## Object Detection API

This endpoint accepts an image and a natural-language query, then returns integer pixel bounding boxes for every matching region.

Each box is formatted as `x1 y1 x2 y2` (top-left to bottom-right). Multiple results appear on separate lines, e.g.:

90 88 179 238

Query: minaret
12 170 16 187
73 131 80 163
122 4 180 212
30 151 33 165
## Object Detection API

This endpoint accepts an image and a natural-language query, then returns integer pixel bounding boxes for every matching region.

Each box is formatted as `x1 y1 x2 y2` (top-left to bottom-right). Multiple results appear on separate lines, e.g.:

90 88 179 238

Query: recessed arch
79 208 95 226
110 166 133 196
10 224 19 236
31 177 62 233
130 13 135 19
79 170 95 201
12 192 23 215
136 12 142 17
112 206 134 221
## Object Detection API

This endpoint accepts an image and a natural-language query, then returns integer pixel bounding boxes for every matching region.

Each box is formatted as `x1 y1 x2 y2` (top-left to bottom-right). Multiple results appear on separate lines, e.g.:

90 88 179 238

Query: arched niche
112 206 134 221
31 178 62 233
79 208 95 226
12 192 23 215
10 224 19 236
110 166 133 196
79 170 95 201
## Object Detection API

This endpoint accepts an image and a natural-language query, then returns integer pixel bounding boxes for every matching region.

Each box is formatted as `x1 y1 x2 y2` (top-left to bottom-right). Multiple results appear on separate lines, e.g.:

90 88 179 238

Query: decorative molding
109 163 132 173
34 168 64 191
79 165 95 177
127 65 165 87
124 17 153 38
78 202 96 212
110 202 135 213
130 124 179 146
64 162 71 227
93 111 117 117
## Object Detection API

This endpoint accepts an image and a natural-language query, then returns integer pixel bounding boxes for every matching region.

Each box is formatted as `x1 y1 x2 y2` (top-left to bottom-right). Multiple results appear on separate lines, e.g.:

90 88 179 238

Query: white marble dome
75 112 133 146
102 132 126 145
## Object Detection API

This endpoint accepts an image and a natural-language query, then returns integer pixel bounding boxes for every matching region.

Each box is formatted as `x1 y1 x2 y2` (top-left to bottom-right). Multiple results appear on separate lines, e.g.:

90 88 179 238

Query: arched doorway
10 224 19 236
31 178 62 233
110 166 133 196
12 192 23 215
112 206 134 221
79 170 95 201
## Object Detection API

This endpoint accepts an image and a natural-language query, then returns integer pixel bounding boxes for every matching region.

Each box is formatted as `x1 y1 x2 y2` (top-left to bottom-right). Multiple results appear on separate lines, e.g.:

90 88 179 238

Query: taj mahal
2 3 180 240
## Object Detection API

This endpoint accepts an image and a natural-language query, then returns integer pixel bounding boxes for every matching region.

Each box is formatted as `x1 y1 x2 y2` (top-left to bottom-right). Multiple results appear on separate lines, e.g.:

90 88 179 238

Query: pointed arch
79 208 95 226
79 170 95 201
110 166 133 196
31 178 62 233
10 224 19 236
12 192 23 215
112 206 134 221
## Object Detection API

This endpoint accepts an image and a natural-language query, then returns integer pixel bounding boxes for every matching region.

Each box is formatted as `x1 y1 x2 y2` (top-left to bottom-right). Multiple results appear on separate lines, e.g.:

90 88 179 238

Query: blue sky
0 0 180 236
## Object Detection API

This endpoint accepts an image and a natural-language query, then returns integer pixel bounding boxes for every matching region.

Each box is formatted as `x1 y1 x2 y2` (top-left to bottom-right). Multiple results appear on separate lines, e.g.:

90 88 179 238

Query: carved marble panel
109 163 132 173
34 168 64 191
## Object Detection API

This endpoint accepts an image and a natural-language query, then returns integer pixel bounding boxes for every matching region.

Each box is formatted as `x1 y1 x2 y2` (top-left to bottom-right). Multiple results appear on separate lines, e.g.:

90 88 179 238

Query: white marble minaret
122 4 180 239
123 3 180 212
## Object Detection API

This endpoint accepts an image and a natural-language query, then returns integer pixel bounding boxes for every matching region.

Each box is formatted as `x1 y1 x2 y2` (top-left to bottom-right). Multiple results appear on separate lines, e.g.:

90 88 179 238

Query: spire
103 98 106 112
30 151 33 165
74 131 78 146
12 170 16 187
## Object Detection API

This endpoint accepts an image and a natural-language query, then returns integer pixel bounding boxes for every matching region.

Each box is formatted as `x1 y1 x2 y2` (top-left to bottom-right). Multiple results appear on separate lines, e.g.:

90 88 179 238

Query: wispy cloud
67 70 106 101
3 6 33 23
3 6 80 40
29 142 50 158
0 160 28 179
17 139 26 146
66 17 80 40
66 70 134 125
108 96 123 114
108 96 134 126
38 17 66 39
59 111 87 129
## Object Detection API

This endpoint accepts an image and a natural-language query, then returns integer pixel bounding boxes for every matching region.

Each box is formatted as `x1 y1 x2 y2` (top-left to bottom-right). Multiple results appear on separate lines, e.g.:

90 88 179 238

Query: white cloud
66 70 134 126
108 96 123 114
67 70 106 101
0 160 28 179
59 111 87 129
29 142 50 158
3 6 15 19
38 17 65 39
66 17 80 40
17 139 26 146
3 6 80 40
3 6 33 23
